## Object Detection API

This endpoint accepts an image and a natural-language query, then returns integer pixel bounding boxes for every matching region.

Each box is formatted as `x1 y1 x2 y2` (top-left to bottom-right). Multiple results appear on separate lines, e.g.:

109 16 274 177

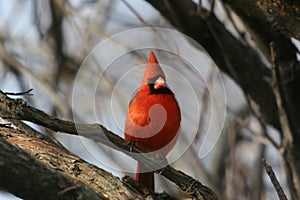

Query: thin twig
120 0 151 26
263 159 288 200
4 89 33 96
197 7 241 89
221 1 248 43
245 96 280 149
269 42 294 144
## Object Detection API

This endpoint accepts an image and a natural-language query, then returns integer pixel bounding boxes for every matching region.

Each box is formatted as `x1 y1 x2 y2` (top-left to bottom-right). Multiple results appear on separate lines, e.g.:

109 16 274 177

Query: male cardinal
124 51 181 190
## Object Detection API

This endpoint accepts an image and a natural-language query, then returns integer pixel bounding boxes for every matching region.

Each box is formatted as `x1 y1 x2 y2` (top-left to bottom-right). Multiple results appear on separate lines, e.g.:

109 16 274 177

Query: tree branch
223 0 300 40
0 128 105 200
270 42 300 199
263 159 288 200
0 90 218 200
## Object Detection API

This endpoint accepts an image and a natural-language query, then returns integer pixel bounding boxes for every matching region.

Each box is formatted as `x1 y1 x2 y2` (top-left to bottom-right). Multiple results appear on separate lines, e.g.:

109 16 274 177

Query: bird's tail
136 162 154 190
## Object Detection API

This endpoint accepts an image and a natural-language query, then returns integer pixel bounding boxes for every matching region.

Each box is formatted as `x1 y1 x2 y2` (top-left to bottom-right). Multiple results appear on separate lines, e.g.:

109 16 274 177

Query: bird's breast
125 91 181 154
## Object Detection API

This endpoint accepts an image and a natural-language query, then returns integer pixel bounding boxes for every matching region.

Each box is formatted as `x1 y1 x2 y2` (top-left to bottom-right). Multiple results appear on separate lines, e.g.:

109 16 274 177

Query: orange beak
154 77 166 90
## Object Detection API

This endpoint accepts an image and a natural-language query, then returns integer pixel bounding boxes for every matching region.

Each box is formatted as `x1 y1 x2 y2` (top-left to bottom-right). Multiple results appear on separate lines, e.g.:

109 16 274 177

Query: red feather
125 51 181 190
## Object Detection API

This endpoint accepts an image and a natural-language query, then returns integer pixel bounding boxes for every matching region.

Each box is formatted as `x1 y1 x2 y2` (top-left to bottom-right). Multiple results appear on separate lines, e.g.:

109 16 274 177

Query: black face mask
147 75 173 95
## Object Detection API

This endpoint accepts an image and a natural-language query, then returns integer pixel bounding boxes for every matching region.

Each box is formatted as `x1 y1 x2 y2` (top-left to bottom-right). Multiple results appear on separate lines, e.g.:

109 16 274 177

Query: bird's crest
141 51 166 86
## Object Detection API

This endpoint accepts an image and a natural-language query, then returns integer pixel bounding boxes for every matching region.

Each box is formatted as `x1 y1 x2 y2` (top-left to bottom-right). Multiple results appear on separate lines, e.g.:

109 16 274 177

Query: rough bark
0 127 105 200
0 126 166 200
223 0 300 40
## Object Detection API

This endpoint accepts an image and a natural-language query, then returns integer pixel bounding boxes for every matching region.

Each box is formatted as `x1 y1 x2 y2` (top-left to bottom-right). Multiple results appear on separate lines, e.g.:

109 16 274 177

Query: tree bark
0 126 156 200
0 127 105 200
223 0 300 40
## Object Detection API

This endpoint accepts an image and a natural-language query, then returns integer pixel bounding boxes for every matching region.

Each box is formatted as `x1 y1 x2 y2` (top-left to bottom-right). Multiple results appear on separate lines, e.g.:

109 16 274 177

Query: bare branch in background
263 159 288 200
270 42 300 199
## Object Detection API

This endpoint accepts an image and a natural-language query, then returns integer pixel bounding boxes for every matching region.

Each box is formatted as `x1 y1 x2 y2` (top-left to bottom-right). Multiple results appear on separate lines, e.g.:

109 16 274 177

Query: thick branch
0 91 218 200
0 126 164 199
0 128 104 200
223 0 300 40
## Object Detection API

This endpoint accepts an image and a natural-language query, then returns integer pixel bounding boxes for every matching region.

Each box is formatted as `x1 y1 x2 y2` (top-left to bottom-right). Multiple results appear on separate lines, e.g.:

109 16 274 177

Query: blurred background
0 0 298 199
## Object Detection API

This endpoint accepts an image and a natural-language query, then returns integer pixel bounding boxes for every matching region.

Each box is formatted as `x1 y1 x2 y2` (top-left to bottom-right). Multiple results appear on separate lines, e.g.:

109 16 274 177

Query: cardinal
124 51 181 190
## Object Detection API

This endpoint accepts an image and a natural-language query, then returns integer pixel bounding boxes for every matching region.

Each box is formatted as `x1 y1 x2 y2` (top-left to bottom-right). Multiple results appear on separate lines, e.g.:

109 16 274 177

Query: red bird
125 51 181 190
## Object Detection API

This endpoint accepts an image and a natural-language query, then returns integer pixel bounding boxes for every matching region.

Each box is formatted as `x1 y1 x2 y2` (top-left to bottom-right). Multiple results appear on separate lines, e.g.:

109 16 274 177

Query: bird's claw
158 166 167 175
126 141 136 152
